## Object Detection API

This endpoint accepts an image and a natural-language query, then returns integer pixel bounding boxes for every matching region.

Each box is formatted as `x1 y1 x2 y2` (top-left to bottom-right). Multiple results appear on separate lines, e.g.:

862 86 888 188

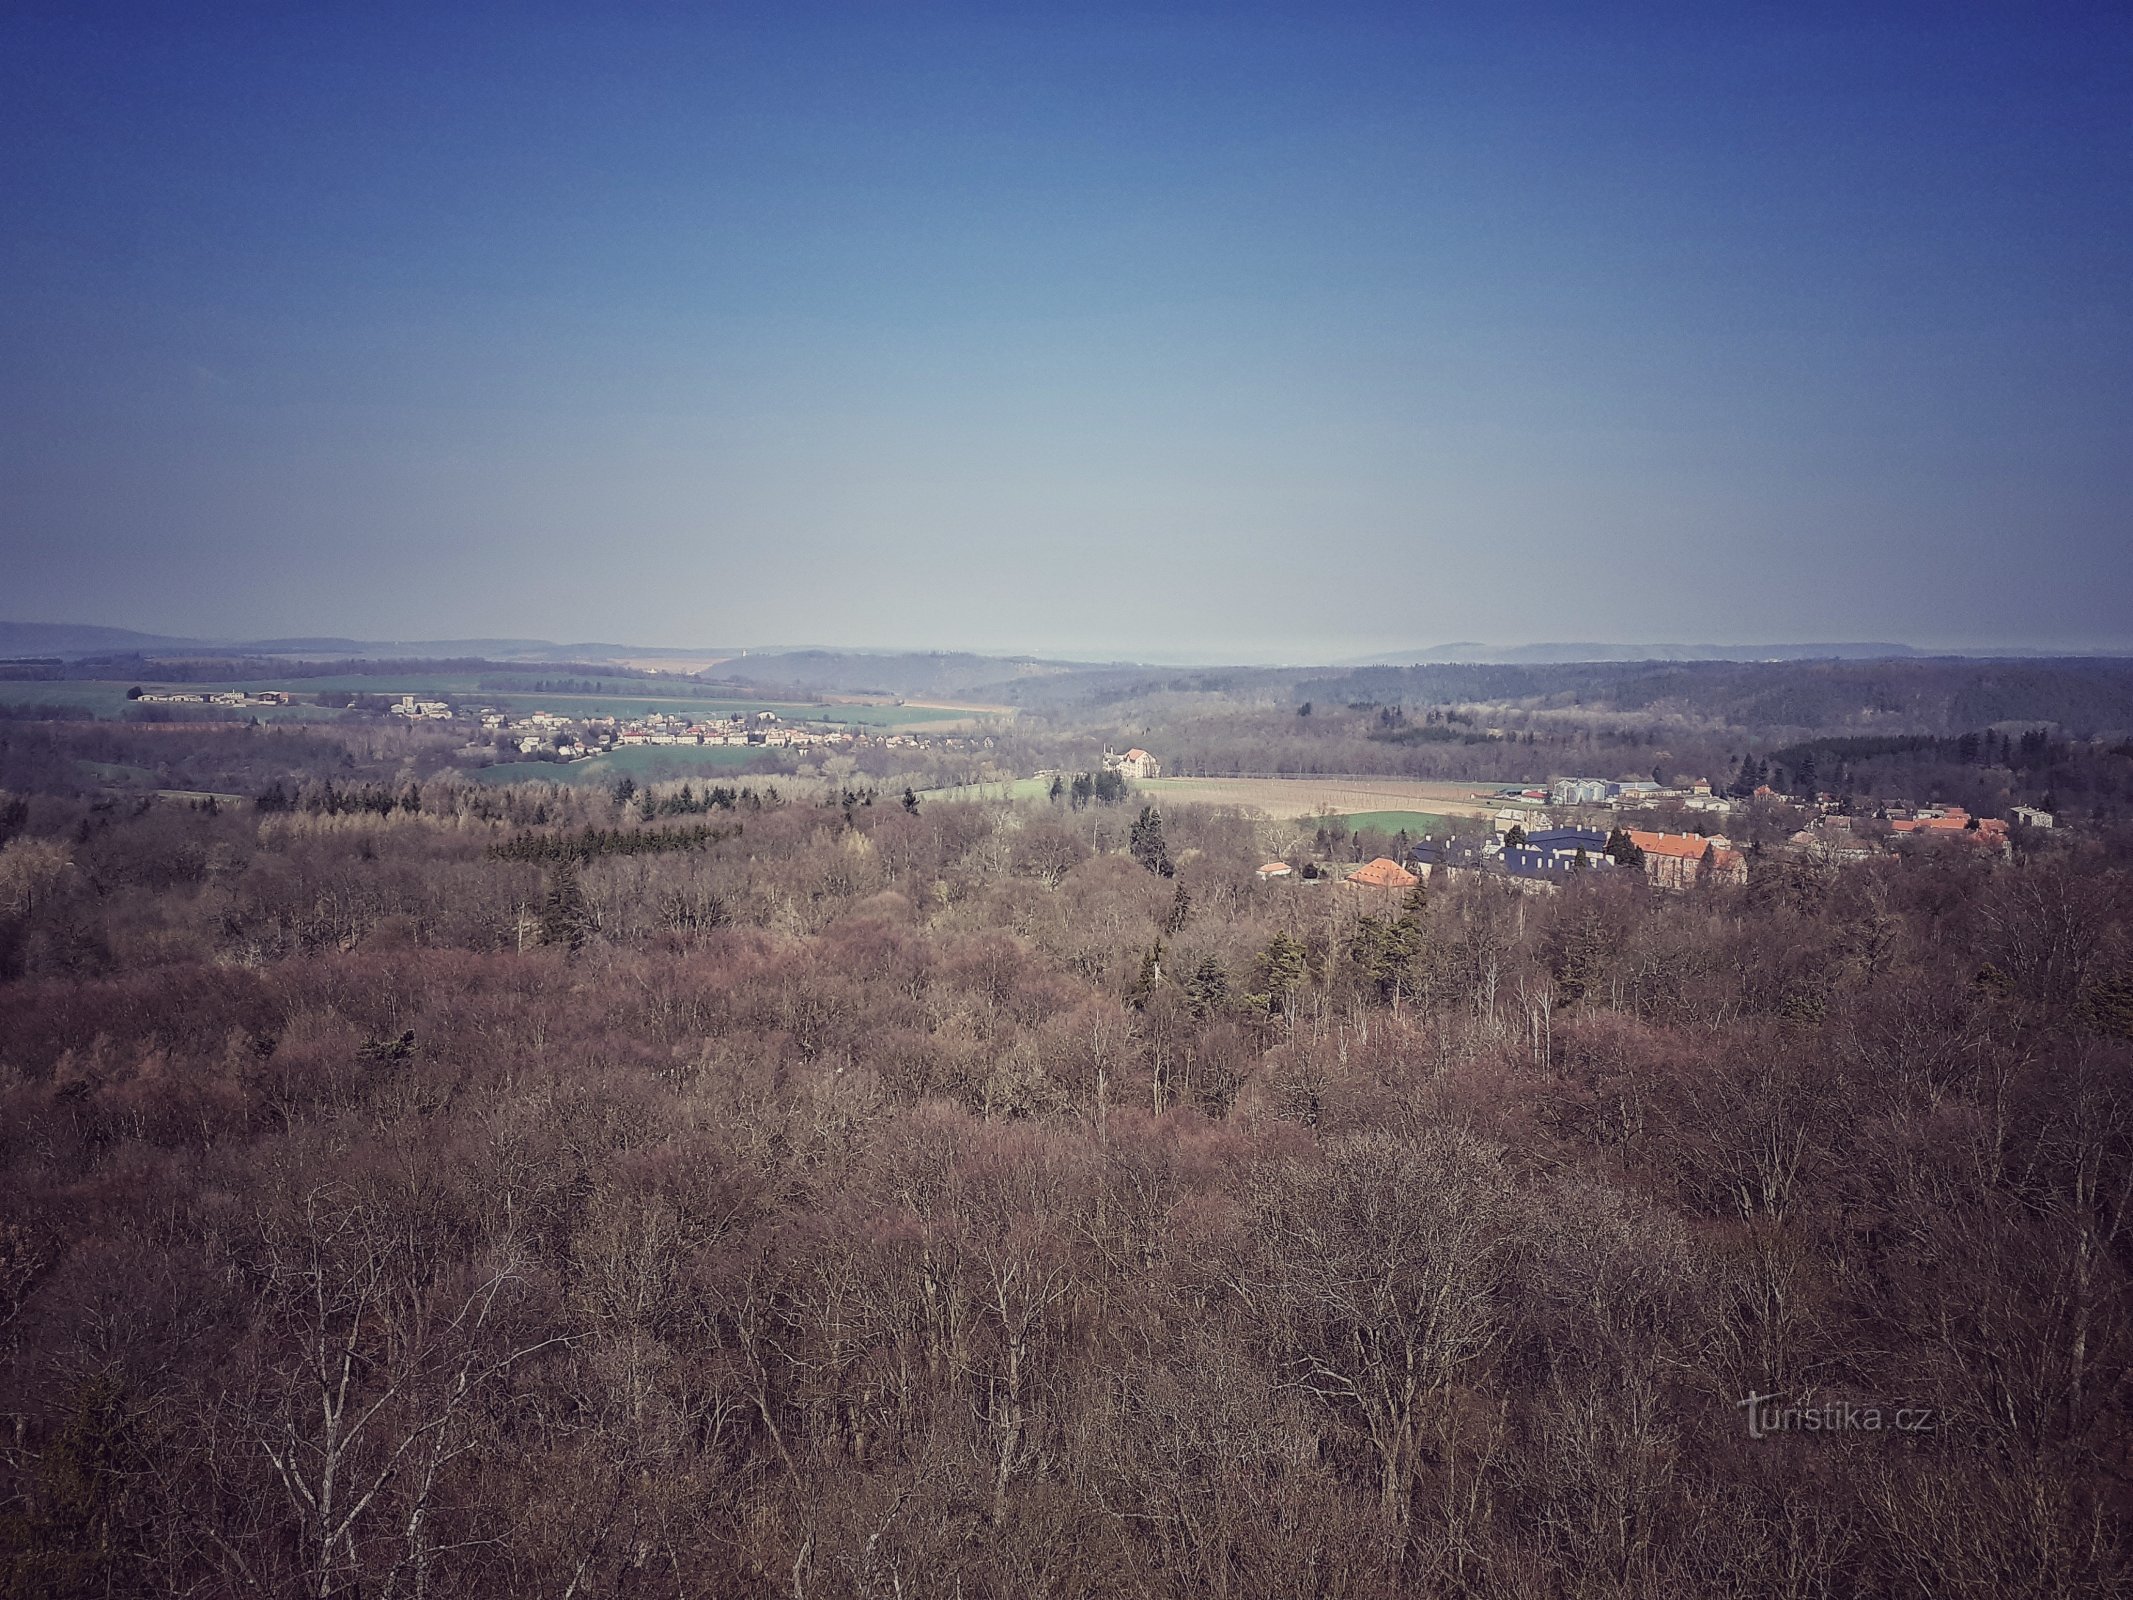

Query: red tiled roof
1347 857 1418 889
1626 829 1711 860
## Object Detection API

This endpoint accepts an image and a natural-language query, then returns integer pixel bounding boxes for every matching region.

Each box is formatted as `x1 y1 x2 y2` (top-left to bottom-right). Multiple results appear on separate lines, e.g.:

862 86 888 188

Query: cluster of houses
1409 824 1746 893
609 711 941 755
374 697 944 762
1256 792 2057 899
381 699 597 757
1514 775 1738 817
616 710 807 748
134 689 290 707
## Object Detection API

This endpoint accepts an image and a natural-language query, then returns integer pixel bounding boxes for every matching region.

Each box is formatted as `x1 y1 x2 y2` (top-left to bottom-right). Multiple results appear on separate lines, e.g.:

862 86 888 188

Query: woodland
0 673 2131 1599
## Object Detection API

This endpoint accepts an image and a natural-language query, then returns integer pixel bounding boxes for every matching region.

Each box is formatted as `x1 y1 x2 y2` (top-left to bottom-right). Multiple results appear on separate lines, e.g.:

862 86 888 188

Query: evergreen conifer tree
1254 932 1311 1014
1185 954 1230 1018
1164 880 1193 933
1130 806 1174 877
539 861 592 952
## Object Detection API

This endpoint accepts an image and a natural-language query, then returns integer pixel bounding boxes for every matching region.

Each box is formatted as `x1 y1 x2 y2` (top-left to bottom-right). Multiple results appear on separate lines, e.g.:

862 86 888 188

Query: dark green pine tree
1254 932 1311 1015
1349 912 1423 1005
902 786 920 814
1549 909 1610 1005
539 860 592 952
1128 940 1165 1008
1163 879 1193 934
1130 805 1175 877
1184 953 1230 1018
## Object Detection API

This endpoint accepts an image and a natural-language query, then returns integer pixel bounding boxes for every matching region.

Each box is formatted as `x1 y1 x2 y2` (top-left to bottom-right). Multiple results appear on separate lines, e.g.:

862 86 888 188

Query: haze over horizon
5 3 2129 660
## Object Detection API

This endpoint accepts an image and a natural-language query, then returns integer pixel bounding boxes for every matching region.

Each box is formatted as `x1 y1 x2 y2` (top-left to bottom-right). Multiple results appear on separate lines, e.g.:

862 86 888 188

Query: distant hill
713 649 1094 700
1350 642 1937 665
0 621 205 656
0 622 742 664
5 620 2107 681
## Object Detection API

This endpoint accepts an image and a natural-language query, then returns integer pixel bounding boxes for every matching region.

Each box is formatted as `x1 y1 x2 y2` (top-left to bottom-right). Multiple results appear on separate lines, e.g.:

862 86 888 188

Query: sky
3 1 2129 662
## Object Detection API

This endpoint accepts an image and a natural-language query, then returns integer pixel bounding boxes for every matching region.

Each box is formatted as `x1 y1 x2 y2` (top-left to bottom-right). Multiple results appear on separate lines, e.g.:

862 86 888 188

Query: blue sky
3 2 2128 659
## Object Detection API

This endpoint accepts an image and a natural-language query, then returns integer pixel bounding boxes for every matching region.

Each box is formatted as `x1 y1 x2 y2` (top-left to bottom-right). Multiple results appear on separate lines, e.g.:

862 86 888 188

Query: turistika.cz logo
1737 1391 1946 1439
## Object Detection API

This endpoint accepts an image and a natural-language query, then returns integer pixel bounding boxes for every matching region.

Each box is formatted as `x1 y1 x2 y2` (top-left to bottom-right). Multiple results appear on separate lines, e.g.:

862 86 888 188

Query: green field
920 777 1056 803
0 681 340 721
1314 810 1451 836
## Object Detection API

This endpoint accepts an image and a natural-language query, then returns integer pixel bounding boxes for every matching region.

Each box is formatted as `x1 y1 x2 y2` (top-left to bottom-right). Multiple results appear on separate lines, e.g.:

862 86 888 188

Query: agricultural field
0 681 337 721
915 778 1498 825
920 777 1056 803
1319 808 1453 836
1135 775 1504 821
0 676 1003 729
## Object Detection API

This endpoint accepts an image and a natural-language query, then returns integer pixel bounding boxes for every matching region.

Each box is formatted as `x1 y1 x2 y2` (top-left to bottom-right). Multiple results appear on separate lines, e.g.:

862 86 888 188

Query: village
377 694 952 766
1220 762 2057 899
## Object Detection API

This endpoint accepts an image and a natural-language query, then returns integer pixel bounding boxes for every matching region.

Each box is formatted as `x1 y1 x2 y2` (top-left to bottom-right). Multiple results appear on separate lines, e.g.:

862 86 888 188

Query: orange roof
1347 857 1418 889
1256 861 1293 877
1893 816 2010 841
1626 829 1711 860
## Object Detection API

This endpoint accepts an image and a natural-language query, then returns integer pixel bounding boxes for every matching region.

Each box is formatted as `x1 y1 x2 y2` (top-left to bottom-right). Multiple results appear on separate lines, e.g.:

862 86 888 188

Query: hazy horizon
8 612 2131 671
5 4 2129 658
